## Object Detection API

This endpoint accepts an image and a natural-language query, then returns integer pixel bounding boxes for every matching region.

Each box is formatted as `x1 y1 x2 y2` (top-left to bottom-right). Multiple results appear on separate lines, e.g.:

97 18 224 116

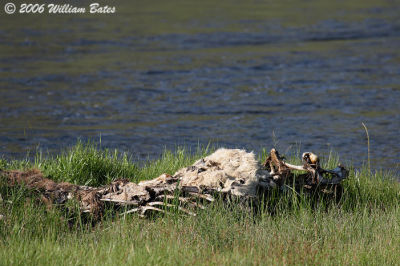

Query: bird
302 152 319 168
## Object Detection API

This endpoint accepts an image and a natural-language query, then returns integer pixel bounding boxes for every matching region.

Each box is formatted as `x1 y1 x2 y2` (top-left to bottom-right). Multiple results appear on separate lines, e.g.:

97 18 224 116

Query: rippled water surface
1 0 399 172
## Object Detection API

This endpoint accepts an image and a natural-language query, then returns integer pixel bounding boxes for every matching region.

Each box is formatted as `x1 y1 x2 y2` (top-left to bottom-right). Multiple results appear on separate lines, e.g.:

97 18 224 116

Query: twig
361 122 370 172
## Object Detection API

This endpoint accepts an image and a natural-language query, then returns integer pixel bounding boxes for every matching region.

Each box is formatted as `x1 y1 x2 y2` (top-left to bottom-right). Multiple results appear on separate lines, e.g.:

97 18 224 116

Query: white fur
174 148 270 197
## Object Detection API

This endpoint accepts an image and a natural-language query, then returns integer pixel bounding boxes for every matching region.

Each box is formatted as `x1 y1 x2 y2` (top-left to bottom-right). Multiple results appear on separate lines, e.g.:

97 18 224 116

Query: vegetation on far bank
0 142 399 265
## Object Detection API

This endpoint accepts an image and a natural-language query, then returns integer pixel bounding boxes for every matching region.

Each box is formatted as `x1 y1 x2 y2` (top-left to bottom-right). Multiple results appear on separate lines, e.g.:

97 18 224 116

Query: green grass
2 141 212 186
0 142 399 265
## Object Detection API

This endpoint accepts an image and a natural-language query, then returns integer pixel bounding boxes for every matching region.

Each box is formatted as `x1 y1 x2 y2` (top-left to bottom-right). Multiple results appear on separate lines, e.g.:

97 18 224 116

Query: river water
0 1 399 172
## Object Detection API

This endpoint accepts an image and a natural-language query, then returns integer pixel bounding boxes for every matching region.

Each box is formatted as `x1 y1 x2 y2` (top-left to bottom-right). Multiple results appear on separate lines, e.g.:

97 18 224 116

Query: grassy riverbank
1 142 399 265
